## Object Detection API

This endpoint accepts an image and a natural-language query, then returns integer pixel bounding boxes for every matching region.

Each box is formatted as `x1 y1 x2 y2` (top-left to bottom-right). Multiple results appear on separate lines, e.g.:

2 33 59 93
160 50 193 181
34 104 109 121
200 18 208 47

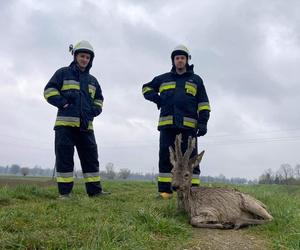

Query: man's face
76 52 91 69
174 55 187 70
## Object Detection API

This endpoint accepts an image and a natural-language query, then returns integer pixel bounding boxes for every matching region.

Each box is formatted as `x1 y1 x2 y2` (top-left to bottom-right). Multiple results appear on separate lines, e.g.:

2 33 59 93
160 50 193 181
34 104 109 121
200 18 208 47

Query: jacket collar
69 61 89 74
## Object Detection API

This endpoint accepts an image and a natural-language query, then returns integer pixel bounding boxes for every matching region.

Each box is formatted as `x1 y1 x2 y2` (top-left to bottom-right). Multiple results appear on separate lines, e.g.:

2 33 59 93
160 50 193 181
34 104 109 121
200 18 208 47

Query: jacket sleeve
43 69 68 108
197 79 211 125
142 77 161 109
91 80 104 117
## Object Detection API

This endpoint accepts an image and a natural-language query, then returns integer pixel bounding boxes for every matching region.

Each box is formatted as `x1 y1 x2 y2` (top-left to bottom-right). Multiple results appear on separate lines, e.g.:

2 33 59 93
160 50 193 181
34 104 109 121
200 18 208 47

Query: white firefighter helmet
171 45 191 62
69 40 94 57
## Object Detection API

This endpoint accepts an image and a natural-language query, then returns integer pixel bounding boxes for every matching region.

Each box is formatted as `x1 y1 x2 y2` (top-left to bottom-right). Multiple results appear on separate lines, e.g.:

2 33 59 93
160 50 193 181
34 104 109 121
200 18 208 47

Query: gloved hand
81 109 95 130
91 106 102 117
80 113 89 130
197 124 207 137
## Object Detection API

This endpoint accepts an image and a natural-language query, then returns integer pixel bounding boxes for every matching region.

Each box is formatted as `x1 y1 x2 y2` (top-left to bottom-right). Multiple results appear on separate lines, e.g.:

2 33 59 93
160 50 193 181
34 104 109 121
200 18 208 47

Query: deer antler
183 136 196 163
169 146 176 167
174 134 183 161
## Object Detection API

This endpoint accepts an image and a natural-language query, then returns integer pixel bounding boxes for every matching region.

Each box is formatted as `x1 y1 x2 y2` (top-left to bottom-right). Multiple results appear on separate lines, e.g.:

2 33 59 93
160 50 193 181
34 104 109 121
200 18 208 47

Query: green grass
237 184 300 250
0 180 190 249
0 179 299 249
215 183 300 250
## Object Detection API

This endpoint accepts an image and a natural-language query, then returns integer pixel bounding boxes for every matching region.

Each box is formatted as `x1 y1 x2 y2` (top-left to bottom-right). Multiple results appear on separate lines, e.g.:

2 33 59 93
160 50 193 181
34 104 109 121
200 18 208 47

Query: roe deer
169 135 273 229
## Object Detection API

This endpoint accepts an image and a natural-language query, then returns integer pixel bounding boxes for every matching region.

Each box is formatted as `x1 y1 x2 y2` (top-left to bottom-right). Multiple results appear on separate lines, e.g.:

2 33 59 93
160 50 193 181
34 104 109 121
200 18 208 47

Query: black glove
197 124 207 137
91 106 102 117
80 114 89 130
81 108 96 130
80 113 89 130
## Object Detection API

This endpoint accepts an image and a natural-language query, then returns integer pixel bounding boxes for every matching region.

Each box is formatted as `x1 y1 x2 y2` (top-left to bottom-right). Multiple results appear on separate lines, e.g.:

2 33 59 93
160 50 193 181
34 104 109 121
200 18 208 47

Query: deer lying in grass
169 135 273 229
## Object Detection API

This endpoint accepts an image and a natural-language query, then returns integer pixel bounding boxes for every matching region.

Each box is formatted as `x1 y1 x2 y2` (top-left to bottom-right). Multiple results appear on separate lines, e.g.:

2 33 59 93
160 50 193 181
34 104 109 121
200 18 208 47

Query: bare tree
105 162 116 179
259 169 274 184
118 168 131 179
20 167 30 177
279 164 294 184
294 164 300 180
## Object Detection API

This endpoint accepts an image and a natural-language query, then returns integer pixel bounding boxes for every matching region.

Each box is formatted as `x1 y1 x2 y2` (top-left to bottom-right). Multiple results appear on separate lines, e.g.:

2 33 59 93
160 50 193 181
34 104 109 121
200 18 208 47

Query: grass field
0 177 299 249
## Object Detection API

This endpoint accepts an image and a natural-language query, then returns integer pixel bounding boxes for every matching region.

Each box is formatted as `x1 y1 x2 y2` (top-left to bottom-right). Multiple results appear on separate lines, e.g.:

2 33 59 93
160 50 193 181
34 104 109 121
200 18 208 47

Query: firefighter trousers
55 127 102 196
158 128 200 193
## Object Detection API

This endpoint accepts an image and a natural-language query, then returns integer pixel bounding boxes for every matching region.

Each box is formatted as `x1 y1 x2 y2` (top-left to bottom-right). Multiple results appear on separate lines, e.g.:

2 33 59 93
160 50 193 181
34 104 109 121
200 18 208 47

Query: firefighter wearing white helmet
142 45 211 199
70 40 94 56
69 40 95 70
171 45 191 63
44 40 110 198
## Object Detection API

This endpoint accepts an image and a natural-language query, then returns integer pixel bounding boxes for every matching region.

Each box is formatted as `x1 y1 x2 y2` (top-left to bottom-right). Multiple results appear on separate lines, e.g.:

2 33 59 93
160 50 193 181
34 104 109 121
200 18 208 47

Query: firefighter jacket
142 65 210 130
44 61 103 130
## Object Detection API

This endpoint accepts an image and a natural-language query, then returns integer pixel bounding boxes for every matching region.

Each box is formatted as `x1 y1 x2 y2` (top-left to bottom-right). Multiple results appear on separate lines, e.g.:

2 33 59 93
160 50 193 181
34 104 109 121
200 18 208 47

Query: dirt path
183 228 271 250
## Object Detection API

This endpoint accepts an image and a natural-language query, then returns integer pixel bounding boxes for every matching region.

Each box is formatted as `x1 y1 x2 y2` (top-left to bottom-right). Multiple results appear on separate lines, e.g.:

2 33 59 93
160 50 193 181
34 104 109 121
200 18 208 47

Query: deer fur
169 134 273 229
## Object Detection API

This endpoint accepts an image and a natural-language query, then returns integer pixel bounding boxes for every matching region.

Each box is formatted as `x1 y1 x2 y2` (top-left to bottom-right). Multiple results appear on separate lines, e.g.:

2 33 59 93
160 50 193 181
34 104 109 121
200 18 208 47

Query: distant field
0 177 299 249
0 176 55 187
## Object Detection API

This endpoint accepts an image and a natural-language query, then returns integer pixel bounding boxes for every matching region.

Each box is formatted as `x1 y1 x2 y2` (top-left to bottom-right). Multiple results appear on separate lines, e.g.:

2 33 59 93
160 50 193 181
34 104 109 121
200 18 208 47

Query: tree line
0 163 152 180
259 164 300 185
0 163 255 184
0 164 52 177
5 162 299 185
200 174 257 185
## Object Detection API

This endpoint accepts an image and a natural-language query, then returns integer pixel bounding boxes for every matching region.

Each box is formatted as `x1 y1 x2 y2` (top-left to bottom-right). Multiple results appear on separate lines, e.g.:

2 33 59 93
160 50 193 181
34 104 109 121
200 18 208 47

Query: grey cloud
1 0 300 178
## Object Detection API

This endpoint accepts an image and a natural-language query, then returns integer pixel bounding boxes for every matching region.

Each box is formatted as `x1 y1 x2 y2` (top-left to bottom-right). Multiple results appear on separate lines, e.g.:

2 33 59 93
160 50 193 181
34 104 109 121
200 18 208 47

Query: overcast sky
1 0 300 179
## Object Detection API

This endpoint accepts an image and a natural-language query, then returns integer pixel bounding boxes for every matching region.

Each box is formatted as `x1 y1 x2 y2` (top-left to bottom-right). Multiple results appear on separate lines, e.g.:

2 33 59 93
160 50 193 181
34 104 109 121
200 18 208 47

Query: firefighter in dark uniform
142 45 211 199
44 40 109 198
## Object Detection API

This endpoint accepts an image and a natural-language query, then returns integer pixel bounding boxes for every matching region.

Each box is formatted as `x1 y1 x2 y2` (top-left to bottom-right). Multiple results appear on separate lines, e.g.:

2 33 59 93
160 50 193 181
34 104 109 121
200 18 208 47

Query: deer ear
169 146 176 167
189 150 205 169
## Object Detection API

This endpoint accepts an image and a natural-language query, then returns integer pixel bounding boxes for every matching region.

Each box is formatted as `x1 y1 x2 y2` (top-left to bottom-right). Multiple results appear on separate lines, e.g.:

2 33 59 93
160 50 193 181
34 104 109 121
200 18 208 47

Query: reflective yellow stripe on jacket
44 88 60 99
94 99 103 108
55 116 80 127
159 82 176 93
198 102 211 112
158 116 173 127
142 87 154 94
183 117 197 128
61 80 80 91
